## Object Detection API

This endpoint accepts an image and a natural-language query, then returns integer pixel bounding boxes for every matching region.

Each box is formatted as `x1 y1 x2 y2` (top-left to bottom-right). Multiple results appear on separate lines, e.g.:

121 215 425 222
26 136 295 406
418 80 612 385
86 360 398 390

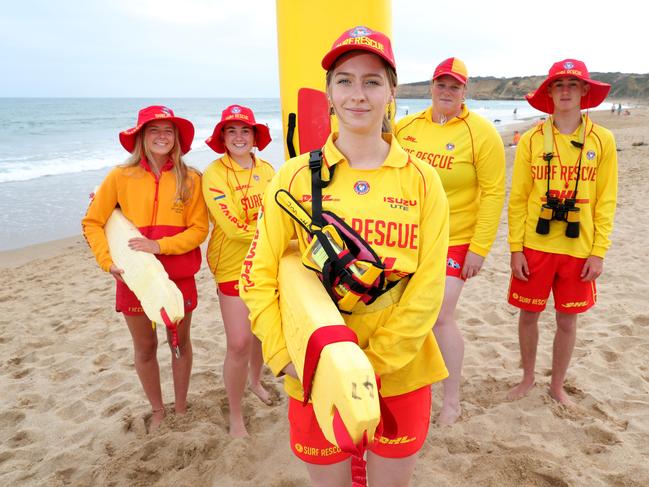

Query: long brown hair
325 54 398 133
122 123 196 203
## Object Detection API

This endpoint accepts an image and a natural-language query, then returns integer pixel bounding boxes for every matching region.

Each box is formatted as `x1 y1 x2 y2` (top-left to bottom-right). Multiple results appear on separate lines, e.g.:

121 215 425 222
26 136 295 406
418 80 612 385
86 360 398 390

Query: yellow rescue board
278 242 380 446
275 0 391 158
104 209 184 325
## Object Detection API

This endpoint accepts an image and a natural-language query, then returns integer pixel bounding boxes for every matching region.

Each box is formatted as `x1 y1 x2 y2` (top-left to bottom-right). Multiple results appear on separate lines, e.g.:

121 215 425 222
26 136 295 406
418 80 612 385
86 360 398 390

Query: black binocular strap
543 120 585 201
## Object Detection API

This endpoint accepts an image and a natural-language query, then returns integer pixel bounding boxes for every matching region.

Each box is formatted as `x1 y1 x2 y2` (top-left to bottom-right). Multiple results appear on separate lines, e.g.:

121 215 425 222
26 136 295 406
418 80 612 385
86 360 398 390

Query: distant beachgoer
395 57 506 424
611 103 615 113
507 59 618 406
511 130 521 146
513 107 518 119
617 103 622 115
201 105 275 437
82 106 209 431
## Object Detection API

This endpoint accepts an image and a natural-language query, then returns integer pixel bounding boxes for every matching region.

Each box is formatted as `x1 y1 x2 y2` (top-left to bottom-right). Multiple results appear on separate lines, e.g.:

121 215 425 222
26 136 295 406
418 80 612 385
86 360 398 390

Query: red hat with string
205 105 271 154
119 105 194 154
525 59 611 114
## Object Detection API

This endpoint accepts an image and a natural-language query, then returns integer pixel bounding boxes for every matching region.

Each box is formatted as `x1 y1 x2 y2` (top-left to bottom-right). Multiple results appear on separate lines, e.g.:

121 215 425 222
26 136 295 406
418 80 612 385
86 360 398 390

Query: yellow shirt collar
322 132 410 169
424 104 469 124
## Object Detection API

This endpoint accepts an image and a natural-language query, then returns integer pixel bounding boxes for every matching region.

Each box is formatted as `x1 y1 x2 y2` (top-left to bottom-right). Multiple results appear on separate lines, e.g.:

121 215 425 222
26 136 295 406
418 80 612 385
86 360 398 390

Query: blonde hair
325 53 398 133
122 123 196 203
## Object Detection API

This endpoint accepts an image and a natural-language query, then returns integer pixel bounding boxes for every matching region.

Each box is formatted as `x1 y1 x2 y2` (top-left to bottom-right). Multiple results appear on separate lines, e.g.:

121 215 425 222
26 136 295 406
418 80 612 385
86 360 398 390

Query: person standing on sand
82 106 209 431
507 59 618 406
241 26 449 485
395 57 505 424
201 105 275 437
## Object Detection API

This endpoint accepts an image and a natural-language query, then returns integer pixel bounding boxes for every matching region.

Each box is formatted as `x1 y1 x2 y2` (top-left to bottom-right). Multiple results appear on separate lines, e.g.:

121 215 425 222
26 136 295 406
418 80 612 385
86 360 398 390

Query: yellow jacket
240 134 450 399
508 116 618 258
395 105 505 256
202 155 275 283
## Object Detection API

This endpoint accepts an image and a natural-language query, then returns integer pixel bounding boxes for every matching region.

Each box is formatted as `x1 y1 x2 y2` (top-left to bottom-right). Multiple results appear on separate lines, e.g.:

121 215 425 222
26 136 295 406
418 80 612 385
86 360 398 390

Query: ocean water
0 97 540 251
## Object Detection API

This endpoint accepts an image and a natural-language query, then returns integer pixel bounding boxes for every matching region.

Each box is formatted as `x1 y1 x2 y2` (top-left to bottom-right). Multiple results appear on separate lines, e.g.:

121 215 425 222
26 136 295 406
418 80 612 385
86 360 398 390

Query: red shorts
116 277 198 316
217 280 240 297
508 247 596 314
288 386 431 465
446 244 470 279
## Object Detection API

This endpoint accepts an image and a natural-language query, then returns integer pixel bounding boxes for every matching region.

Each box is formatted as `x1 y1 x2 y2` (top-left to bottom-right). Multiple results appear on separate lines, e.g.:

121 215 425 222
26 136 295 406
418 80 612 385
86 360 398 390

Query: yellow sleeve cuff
591 246 608 258
510 243 524 253
266 348 292 377
468 242 489 257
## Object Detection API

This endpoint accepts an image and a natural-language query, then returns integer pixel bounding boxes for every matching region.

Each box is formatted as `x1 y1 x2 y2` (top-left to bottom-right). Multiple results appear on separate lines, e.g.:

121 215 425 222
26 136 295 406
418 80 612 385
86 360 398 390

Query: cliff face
397 73 649 100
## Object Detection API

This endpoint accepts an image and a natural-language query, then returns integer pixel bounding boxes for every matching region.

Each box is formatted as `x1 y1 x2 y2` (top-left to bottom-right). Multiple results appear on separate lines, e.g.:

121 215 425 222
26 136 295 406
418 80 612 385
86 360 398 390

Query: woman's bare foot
229 416 250 438
437 404 461 425
507 380 535 401
549 388 576 407
249 382 272 406
149 408 165 433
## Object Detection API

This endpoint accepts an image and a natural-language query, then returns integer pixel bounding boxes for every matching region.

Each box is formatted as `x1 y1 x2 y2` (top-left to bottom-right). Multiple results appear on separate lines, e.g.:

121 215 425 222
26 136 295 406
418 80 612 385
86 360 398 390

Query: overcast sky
1 0 644 97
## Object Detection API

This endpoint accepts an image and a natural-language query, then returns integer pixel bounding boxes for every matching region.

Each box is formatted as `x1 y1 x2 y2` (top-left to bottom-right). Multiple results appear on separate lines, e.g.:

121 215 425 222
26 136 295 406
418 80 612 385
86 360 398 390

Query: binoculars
535 197 580 238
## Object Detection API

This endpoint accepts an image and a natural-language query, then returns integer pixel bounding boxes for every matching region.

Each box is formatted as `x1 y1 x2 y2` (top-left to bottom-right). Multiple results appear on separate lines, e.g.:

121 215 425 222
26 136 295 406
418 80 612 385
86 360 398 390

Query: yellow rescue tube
278 243 380 447
275 0 391 159
105 209 185 326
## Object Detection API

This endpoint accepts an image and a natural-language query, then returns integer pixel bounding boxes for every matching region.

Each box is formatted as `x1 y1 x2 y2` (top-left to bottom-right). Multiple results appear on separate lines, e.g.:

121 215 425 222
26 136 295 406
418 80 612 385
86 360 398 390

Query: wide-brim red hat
321 25 395 71
119 105 194 154
205 104 272 154
525 59 611 114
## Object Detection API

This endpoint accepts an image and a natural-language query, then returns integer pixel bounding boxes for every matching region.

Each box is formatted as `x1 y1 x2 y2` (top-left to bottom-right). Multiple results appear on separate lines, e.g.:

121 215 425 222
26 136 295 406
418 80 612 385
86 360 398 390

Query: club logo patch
563 61 574 69
231 106 242 114
350 26 372 37
586 150 595 160
447 257 461 269
446 143 455 151
253 174 260 181
160 106 172 116
354 180 370 195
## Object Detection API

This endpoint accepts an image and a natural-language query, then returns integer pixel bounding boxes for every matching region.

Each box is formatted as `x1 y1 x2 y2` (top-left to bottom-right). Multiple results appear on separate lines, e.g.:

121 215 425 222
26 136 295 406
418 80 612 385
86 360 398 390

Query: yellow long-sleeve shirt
240 133 450 400
202 155 275 283
82 159 209 278
395 105 505 257
508 116 618 258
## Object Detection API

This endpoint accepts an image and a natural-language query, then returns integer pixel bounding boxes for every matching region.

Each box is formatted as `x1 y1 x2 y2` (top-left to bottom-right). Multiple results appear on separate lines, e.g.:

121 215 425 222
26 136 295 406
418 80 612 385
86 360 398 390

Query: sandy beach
1 108 648 486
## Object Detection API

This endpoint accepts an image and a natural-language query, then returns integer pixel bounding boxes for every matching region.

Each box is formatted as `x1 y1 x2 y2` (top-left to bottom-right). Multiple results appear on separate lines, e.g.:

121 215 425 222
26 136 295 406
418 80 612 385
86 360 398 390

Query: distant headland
397 72 649 101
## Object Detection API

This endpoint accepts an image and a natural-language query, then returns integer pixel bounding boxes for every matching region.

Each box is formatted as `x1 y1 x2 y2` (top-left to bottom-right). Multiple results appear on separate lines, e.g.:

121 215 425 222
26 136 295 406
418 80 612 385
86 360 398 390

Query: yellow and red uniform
508 116 618 258
82 158 209 278
202 155 275 284
395 104 505 257
240 133 450 401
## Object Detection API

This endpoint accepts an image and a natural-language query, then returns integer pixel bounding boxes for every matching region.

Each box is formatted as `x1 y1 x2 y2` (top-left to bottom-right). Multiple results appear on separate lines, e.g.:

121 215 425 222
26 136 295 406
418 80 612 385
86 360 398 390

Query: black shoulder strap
309 149 336 229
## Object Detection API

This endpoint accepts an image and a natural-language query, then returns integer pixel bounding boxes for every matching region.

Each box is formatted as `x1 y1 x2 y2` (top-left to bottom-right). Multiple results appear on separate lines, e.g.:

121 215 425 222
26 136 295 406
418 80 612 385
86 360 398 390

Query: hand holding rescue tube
105 209 185 357
279 243 380 446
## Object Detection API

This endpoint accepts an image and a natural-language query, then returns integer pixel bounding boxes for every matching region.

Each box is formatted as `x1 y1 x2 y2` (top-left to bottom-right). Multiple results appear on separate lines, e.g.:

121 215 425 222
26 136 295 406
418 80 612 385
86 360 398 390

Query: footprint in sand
632 314 649 326
12 368 31 379
584 424 621 446
102 398 130 418
0 410 26 428
8 430 36 448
